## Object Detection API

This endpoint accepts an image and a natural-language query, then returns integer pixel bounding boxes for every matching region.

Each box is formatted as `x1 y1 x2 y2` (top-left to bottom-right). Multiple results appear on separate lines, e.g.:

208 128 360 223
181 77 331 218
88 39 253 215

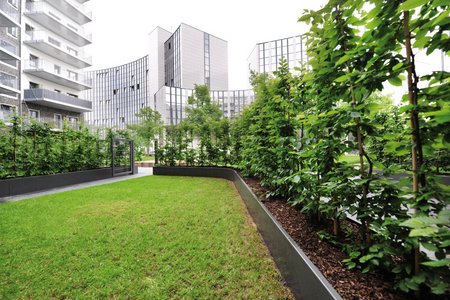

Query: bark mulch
242 176 408 300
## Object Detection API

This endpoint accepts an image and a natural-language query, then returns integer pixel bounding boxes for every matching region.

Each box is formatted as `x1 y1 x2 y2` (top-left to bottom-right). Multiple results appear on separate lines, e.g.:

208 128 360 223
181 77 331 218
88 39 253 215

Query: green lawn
0 176 292 299
139 155 155 161
339 154 361 165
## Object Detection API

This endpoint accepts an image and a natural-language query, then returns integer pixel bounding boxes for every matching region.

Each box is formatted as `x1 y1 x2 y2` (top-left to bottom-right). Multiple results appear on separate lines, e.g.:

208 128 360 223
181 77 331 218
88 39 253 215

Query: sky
84 0 327 90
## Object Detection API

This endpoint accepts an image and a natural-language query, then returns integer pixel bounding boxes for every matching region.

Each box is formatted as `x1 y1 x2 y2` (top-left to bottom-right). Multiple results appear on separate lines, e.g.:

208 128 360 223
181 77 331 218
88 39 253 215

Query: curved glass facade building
84 56 149 130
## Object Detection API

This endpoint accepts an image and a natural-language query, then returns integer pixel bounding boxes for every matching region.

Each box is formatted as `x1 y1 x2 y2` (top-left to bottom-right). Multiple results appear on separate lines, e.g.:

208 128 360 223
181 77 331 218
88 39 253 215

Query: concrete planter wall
153 166 341 300
0 168 113 198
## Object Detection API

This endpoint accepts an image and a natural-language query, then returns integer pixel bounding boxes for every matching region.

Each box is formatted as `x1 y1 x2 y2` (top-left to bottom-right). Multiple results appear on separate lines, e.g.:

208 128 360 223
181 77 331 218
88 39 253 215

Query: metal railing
23 59 90 86
25 31 92 65
24 88 92 110
25 2 92 41
0 1 20 24
46 0 92 20
0 39 18 56
0 71 18 90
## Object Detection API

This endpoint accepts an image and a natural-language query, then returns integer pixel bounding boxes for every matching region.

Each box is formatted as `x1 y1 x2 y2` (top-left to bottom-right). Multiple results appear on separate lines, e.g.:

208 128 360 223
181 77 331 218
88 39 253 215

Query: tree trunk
403 10 422 276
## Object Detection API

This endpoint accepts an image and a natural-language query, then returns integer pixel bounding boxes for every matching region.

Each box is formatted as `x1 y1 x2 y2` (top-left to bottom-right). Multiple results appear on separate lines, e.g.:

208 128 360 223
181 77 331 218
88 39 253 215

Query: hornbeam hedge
157 0 449 296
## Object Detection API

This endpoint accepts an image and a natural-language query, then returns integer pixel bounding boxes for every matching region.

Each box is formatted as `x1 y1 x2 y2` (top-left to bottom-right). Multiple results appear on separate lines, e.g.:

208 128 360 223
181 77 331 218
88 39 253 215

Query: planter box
0 168 113 198
154 166 341 300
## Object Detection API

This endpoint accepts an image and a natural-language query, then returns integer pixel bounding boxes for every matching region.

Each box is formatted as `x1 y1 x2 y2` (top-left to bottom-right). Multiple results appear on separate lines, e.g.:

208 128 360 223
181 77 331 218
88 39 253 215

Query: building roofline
86 55 149 73
179 22 228 43
148 26 172 36
254 34 305 46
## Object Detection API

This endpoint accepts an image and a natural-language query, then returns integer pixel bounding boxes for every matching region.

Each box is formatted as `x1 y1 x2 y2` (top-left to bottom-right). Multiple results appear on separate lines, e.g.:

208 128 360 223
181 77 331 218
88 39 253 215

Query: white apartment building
21 0 92 128
0 0 21 122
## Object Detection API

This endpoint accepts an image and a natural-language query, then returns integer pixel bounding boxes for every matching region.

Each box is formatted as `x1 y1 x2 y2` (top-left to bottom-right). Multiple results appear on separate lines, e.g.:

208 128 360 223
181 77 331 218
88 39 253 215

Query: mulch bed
242 176 408 300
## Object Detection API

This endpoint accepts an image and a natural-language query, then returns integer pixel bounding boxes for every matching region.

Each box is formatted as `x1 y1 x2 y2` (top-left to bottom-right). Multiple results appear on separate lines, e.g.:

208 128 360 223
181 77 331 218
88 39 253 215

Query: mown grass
0 176 292 299
339 154 361 165
139 155 155 161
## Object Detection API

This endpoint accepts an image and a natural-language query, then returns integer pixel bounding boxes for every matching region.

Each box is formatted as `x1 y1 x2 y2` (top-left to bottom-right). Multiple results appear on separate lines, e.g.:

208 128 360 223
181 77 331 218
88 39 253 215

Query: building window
67 70 78 81
29 109 40 121
7 27 18 38
0 104 15 121
29 81 39 89
54 114 63 129
67 93 78 98
48 36 61 47
67 46 78 56
54 65 61 75
7 0 18 8
68 116 79 129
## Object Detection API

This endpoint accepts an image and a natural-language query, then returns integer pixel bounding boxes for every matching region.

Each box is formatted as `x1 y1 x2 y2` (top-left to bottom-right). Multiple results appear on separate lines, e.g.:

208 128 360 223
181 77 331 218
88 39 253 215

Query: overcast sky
85 0 327 90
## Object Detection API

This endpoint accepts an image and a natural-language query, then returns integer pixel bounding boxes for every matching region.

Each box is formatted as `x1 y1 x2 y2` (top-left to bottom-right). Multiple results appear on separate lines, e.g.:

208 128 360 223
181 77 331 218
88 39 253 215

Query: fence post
154 140 159 165
130 140 135 174
111 138 115 177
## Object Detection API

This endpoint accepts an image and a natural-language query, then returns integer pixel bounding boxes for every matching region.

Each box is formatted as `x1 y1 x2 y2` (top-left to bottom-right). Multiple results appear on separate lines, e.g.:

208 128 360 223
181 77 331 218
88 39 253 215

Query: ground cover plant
0 176 292 299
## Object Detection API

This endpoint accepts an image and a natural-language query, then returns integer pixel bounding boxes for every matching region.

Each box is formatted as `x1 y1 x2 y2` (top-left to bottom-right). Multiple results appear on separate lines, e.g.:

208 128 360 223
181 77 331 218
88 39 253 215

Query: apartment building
0 0 21 122
21 0 92 128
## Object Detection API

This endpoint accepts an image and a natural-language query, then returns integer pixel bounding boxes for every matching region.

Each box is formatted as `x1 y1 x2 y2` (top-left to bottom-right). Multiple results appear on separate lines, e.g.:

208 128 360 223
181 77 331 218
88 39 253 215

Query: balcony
25 31 92 68
23 59 91 91
24 2 92 47
0 1 20 27
24 88 92 112
44 0 92 25
0 38 20 64
0 71 20 96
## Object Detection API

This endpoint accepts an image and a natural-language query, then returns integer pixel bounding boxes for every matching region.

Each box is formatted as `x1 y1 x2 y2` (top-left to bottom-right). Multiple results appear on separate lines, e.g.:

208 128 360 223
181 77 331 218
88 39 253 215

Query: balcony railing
0 39 18 57
25 31 92 67
0 71 18 90
25 1 92 46
44 0 92 25
23 59 91 91
24 88 92 112
0 1 20 26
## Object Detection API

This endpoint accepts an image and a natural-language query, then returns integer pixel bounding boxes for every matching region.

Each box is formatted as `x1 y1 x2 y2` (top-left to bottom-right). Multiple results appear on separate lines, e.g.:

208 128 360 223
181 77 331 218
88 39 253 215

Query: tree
127 107 163 155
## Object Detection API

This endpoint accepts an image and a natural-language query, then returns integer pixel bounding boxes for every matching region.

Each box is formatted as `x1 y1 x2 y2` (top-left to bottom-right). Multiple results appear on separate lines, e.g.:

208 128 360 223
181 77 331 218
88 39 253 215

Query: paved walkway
0 167 153 203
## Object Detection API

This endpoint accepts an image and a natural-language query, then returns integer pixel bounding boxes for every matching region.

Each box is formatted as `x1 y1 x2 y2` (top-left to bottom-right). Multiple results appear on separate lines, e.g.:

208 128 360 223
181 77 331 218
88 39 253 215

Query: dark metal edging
0 168 113 198
153 166 342 300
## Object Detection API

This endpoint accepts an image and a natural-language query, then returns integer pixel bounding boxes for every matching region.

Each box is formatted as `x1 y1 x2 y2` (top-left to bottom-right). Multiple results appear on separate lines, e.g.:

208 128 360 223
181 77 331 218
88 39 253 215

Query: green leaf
388 76 403 86
335 74 349 83
398 0 429 11
392 62 404 72
421 258 450 268
431 11 450 26
421 242 439 252
335 55 350 67
409 227 438 237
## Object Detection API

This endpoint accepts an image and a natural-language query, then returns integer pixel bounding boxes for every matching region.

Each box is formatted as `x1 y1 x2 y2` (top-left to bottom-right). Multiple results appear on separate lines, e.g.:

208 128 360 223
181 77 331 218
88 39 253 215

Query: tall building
163 23 228 91
0 0 21 122
21 0 93 128
84 56 150 130
85 23 233 129
247 35 308 76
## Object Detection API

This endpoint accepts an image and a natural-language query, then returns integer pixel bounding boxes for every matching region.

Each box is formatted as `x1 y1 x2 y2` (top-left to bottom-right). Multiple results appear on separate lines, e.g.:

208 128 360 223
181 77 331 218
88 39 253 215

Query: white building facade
86 23 235 129
21 0 92 128
0 0 21 122
247 35 308 76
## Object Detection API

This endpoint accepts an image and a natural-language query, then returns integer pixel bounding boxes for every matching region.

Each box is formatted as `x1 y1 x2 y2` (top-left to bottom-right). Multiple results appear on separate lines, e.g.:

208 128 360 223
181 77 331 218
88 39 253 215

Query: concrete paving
0 167 153 203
